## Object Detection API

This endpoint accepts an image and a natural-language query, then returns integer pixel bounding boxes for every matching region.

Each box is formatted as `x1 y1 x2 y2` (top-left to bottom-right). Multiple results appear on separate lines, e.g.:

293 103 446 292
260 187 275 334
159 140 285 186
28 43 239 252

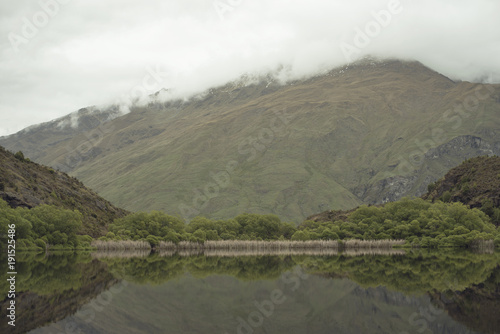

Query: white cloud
0 0 499 136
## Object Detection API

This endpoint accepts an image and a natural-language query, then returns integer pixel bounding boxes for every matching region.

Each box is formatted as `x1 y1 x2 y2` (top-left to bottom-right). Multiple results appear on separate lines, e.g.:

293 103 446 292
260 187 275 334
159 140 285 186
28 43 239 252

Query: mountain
0 146 128 236
1 59 499 222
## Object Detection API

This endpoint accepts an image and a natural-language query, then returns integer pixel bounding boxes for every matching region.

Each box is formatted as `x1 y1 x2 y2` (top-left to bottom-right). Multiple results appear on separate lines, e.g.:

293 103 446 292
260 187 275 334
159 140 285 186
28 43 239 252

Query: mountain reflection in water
0 250 498 334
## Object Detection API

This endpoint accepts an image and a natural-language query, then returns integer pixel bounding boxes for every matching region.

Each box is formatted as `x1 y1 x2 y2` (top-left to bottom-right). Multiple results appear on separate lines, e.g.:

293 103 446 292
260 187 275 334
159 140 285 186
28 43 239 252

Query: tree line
104 197 500 248
0 199 90 250
1 197 499 250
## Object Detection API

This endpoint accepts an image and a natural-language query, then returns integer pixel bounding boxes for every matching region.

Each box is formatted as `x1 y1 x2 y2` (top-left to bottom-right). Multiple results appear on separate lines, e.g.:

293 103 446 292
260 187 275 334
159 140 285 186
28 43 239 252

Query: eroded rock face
361 135 500 205
0 191 33 208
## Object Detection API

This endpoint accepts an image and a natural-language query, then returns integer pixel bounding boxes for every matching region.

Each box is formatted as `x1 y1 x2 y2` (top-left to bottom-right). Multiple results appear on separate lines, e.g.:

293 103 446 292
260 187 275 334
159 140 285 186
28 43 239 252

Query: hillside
0 146 128 236
307 155 500 225
423 155 500 224
1 59 499 222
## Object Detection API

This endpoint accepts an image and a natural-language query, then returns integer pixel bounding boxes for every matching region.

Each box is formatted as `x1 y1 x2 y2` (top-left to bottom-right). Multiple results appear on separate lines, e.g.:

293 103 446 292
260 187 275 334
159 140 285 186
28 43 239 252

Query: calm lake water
1 250 499 334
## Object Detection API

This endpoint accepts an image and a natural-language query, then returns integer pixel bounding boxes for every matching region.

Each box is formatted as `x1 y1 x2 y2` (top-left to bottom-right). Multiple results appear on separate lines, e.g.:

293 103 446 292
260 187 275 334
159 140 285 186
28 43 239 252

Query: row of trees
105 198 499 248
107 212 297 246
1 197 498 250
297 198 499 248
0 199 88 250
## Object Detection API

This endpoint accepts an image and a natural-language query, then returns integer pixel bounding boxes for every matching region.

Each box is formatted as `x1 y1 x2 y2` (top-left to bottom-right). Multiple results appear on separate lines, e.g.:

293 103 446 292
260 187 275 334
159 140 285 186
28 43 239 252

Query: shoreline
90 239 407 254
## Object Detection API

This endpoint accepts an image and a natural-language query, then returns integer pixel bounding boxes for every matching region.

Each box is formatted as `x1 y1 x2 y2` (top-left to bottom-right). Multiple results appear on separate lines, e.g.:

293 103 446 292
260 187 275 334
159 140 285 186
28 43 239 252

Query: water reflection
0 250 497 333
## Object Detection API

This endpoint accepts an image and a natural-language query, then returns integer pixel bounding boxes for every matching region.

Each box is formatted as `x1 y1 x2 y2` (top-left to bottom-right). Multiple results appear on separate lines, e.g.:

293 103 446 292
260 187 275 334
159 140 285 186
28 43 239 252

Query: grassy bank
89 239 406 254
91 240 150 250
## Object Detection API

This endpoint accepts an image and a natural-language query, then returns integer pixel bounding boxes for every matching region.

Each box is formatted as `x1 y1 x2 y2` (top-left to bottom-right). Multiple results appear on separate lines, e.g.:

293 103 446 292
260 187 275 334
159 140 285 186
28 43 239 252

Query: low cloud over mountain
1 0 499 136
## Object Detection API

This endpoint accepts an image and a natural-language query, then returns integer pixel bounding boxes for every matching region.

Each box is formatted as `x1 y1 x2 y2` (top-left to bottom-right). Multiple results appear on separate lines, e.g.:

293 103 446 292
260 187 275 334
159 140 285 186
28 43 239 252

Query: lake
1 250 499 334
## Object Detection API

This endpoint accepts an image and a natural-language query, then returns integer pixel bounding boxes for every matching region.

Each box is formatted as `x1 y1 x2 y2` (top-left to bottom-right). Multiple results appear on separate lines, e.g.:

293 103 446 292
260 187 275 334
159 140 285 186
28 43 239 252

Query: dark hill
423 155 500 224
0 146 128 236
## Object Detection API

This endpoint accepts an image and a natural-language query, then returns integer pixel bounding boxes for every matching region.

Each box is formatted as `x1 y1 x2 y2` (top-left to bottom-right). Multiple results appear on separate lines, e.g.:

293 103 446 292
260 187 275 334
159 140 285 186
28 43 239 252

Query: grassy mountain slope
0 146 128 236
1 59 499 222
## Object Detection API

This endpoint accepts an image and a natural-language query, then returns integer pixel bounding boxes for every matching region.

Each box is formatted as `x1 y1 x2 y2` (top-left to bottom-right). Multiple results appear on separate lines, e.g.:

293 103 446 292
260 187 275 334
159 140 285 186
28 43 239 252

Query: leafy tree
14 150 25 161
291 230 310 241
441 191 452 203
294 198 498 248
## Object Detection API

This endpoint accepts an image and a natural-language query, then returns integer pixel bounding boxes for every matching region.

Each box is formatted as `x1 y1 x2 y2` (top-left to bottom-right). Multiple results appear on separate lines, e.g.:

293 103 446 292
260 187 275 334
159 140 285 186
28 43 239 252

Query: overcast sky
0 0 499 136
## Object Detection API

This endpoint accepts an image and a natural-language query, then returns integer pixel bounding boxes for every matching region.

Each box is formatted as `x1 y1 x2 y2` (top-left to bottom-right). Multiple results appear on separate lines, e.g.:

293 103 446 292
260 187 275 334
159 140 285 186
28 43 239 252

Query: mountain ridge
1 58 499 222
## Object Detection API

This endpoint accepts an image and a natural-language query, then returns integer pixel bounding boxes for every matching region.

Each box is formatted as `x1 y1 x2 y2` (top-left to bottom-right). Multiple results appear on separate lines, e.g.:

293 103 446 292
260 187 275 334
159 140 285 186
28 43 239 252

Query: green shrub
441 191 452 203
164 231 180 243
193 229 207 240
77 235 93 244
492 208 500 225
146 235 160 247
34 238 46 250
205 230 219 240
291 230 310 241
14 151 25 161
220 232 235 240
16 239 37 250
461 183 470 195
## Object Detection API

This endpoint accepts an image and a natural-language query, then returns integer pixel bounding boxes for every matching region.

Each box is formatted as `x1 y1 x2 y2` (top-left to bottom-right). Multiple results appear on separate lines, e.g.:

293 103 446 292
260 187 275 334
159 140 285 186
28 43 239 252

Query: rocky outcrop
362 135 500 205
0 191 35 208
